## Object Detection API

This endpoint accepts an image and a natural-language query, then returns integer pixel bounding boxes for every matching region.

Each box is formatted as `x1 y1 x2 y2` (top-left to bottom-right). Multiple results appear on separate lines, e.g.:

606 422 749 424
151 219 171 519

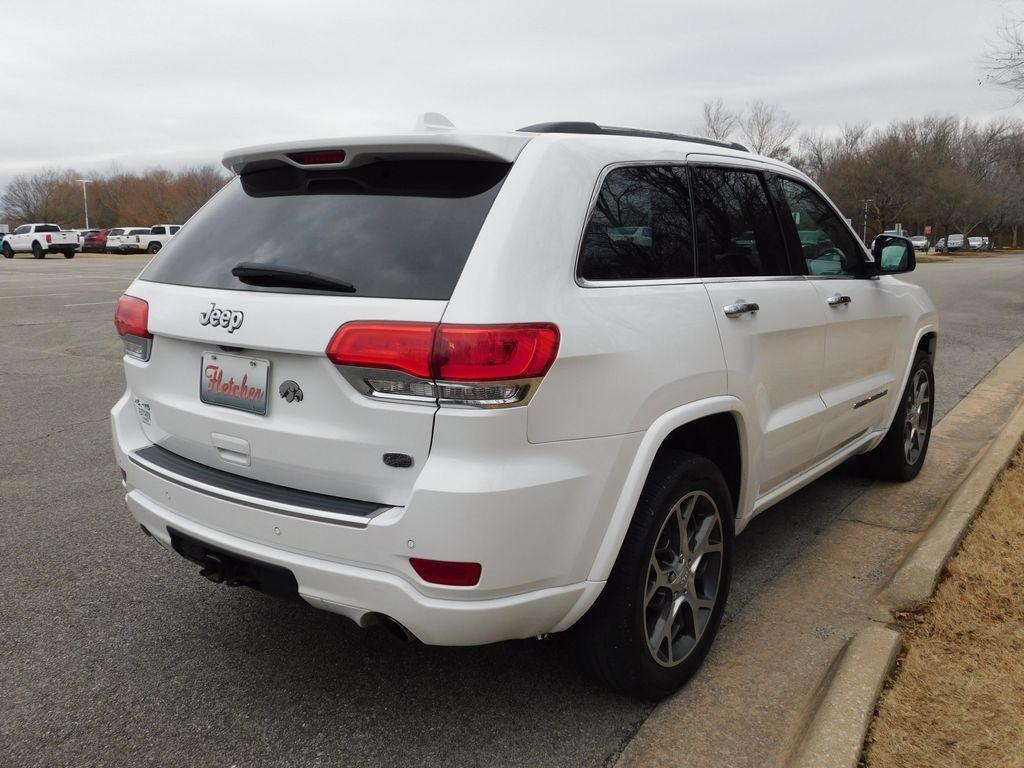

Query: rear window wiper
231 262 356 293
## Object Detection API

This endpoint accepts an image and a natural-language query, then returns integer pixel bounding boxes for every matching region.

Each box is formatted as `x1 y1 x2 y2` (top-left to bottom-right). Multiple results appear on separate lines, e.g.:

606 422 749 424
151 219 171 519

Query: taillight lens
114 295 152 361
45 234 52 244
433 324 560 382
326 322 436 379
410 557 482 587
326 321 560 407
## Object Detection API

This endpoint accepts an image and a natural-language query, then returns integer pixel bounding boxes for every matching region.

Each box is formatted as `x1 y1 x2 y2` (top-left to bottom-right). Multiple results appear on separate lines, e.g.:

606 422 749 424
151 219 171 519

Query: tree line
702 100 1024 248
1 165 228 230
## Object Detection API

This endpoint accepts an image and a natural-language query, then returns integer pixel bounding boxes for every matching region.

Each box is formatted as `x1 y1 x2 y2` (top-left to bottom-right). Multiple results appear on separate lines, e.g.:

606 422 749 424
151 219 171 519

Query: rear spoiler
223 132 532 175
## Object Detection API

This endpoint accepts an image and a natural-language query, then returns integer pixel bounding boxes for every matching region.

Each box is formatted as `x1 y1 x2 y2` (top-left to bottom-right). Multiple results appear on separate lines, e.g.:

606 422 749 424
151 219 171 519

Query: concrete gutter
789 627 901 768
875 396 1024 615
788 377 1024 768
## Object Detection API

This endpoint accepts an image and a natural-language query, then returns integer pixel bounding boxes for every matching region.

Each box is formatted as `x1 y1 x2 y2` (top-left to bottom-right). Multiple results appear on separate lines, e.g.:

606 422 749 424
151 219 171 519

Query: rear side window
151 226 166 235
691 167 789 278
142 160 511 300
578 165 694 281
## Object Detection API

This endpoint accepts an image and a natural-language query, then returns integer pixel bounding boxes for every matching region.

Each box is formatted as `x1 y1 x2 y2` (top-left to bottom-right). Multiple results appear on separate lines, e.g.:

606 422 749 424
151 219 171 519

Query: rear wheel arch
652 413 743 514
917 331 937 359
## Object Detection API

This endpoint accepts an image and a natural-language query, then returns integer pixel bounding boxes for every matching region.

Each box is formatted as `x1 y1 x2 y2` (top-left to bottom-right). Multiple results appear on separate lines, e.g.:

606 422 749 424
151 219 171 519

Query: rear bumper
111 392 632 645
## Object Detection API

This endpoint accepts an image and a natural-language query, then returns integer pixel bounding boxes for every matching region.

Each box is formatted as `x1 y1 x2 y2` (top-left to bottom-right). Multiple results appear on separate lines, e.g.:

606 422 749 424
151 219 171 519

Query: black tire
64 251 75 259
32 241 44 259
859 352 934 482
2 242 12 258
147 242 161 254
570 451 734 699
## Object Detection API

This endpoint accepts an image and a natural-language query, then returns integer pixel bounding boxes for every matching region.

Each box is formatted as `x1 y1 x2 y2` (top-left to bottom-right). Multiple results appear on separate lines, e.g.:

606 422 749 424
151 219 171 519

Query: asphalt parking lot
3 254 1024 768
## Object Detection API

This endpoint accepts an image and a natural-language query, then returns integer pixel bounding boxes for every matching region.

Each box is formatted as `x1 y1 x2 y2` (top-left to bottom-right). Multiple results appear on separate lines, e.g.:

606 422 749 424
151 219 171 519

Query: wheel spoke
675 495 697 557
691 515 721 560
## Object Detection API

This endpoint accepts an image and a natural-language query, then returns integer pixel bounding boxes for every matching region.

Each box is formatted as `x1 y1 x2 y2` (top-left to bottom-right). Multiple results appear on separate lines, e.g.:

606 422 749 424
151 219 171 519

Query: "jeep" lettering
199 302 244 333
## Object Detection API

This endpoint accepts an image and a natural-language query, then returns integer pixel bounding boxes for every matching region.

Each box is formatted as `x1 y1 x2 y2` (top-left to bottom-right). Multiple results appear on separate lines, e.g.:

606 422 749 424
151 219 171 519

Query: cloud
0 0 1019 190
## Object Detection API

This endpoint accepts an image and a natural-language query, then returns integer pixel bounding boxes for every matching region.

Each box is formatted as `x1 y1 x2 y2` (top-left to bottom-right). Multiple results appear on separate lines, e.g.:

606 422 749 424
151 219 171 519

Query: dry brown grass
864 446 1024 767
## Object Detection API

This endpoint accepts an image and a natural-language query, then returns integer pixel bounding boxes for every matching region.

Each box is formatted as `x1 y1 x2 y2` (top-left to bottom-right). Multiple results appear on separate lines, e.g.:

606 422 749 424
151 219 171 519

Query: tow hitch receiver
168 527 300 599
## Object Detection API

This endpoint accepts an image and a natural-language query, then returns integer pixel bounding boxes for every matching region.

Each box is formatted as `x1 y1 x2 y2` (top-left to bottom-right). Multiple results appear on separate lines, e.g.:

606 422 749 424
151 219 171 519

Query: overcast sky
1 0 1021 189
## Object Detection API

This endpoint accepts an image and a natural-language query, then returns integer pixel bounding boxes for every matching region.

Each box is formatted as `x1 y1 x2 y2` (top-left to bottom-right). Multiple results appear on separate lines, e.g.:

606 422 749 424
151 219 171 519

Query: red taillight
326 322 436 379
288 150 346 165
410 557 482 587
433 324 560 382
45 234 52 244
114 295 152 339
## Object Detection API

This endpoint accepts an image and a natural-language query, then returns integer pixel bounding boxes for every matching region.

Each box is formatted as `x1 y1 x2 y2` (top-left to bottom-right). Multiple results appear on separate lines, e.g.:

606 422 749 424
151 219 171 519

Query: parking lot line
0 293 74 299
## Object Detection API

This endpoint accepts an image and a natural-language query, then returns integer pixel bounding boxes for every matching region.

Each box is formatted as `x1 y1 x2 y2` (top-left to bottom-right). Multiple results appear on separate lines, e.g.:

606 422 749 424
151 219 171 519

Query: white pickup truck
1 223 79 259
126 224 182 254
106 227 151 254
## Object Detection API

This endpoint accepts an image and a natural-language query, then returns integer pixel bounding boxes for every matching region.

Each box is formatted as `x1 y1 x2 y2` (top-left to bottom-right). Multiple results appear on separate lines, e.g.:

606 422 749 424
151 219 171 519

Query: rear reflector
288 150 346 165
410 557 482 587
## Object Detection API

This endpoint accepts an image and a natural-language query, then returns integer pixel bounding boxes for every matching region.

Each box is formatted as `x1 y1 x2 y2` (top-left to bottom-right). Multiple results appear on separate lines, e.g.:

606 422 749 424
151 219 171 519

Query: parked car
106 227 150 253
968 236 985 251
70 229 100 252
126 224 182 254
939 234 965 253
111 120 938 699
82 228 109 253
910 235 929 252
2 223 79 258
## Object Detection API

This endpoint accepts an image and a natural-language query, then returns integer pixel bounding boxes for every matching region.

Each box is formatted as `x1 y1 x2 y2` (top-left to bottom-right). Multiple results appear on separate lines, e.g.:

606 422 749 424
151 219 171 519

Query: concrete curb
789 389 1024 768
788 626 901 768
875 396 1024 616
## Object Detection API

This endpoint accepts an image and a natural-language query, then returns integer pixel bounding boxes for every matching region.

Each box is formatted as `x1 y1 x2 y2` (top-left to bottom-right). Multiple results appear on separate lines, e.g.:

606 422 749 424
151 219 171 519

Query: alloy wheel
903 368 931 465
644 490 724 667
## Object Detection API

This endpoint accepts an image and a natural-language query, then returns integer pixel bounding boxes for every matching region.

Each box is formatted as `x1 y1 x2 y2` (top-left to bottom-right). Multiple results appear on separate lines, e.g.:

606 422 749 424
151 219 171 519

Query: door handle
723 301 759 318
827 293 852 307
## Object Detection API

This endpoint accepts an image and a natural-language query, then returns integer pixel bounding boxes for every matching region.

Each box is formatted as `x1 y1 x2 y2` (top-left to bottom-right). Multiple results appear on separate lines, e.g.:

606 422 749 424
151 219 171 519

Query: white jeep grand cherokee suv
111 121 937 699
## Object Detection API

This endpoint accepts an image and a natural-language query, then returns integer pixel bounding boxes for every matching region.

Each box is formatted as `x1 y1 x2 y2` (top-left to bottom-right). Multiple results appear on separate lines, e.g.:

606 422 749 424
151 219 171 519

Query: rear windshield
35 224 60 233
142 159 511 300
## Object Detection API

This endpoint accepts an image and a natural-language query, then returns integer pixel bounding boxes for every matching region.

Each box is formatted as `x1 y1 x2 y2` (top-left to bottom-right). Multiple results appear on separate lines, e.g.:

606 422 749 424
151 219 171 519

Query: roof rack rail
517 121 749 153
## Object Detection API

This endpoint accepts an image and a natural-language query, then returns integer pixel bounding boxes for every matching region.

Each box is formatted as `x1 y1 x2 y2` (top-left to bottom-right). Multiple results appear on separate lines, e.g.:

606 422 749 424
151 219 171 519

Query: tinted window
691 167 789 277
142 160 510 300
151 226 166 235
35 224 60 233
776 178 863 276
109 229 124 236
169 226 180 234
129 229 150 235
578 165 694 281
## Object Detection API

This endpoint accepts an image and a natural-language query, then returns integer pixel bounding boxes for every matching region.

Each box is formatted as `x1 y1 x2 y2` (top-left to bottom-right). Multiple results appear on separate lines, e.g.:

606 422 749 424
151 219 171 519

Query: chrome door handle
827 293 852 307
723 301 759 318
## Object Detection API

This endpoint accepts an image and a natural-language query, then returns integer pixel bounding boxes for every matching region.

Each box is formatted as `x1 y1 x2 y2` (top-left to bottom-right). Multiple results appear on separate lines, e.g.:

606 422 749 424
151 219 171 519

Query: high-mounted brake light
288 150 346 165
114 295 152 361
410 557 482 587
326 321 560 408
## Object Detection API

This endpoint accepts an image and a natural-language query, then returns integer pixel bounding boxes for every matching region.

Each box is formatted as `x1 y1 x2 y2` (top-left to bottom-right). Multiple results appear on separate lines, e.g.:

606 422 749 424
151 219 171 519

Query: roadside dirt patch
864 446 1024 767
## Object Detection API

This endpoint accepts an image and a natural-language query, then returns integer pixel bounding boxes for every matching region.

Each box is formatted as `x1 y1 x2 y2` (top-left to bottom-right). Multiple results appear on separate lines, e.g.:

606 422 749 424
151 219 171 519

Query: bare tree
739 100 798 160
986 16 1024 99
702 98 738 141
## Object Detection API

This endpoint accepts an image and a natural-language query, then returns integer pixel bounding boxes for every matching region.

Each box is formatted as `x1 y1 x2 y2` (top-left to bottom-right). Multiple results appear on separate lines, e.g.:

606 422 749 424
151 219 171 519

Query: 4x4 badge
279 380 303 403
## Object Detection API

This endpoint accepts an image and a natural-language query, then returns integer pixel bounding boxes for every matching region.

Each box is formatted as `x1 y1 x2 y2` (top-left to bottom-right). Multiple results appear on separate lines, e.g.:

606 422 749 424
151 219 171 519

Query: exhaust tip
376 615 417 643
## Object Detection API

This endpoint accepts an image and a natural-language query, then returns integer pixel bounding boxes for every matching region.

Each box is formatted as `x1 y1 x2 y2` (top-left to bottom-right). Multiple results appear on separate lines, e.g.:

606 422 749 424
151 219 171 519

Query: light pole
76 179 93 229
861 198 874 245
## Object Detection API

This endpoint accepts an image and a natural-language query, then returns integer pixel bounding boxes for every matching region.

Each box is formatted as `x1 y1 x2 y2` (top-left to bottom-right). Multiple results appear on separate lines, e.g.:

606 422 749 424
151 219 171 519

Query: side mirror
871 234 915 274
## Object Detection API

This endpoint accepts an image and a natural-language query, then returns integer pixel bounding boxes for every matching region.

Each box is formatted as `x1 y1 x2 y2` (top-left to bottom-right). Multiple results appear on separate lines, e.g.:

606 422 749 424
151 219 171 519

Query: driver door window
776 178 863 276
